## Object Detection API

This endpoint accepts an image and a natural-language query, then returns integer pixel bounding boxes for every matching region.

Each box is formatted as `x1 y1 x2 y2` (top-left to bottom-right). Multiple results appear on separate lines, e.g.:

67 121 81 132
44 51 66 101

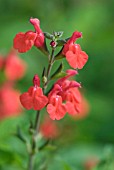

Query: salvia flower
5 49 26 81
20 74 48 110
13 18 44 53
47 69 81 120
62 31 88 69
71 95 90 120
0 83 22 120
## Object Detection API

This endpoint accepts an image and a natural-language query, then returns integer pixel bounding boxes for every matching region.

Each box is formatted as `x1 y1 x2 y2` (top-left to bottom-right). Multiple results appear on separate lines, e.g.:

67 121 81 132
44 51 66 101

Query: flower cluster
13 18 88 120
47 69 81 120
0 49 26 120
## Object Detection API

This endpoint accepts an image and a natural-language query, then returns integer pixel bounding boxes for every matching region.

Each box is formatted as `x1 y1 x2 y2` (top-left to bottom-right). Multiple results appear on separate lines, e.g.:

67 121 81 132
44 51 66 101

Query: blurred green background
0 0 114 169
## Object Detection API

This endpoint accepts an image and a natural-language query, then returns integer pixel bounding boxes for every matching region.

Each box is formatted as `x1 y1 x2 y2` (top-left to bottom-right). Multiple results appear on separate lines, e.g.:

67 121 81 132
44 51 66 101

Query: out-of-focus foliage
0 0 114 169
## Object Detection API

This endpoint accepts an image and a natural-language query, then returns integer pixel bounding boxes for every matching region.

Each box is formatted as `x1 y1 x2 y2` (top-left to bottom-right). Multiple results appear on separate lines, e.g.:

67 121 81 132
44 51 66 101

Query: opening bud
50 41 57 48
33 74 40 87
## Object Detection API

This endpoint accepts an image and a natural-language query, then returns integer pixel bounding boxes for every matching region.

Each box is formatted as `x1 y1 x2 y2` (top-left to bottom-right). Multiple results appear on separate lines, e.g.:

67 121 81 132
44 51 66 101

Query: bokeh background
0 0 114 169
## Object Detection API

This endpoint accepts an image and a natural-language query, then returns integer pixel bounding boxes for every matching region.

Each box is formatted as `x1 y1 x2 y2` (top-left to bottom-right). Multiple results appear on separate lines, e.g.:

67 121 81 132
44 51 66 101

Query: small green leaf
53 31 63 38
15 126 27 143
55 46 65 60
44 32 54 40
51 71 67 80
57 39 66 46
42 67 46 77
50 62 67 80
44 144 57 151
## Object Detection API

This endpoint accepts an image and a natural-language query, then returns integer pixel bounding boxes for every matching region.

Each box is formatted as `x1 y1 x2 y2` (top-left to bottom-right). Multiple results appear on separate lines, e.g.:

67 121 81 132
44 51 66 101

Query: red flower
5 49 26 81
20 75 48 110
64 88 82 115
47 70 81 120
62 31 88 69
13 18 44 53
0 84 22 120
13 31 37 53
40 116 59 139
30 18 44 48
47 94 66 120
71 95 90 120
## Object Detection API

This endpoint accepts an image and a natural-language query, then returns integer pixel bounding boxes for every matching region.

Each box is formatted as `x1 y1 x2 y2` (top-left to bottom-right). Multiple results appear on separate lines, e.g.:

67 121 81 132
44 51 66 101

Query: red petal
47 104 56 120
32 87 48 110
33 95 48 110
20 92 33 110
13 31 37 53
66 45 88 69
47 96 66 120
66 101 77 115
66 51 78 69
30 18 41 33
77 51 88 69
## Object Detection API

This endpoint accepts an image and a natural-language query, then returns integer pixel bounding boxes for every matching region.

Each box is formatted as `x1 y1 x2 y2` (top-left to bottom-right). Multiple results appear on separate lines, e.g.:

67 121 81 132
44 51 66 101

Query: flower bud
42 76 47 84
33 74 40 87
50 41 57 48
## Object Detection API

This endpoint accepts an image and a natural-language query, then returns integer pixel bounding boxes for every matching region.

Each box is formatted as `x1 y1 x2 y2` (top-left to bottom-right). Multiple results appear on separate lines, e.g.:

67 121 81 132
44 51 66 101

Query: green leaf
55 46 65 60
15 126 27 143
57 39 66 46
53 31 63 38
44 144 57 151
44 32 54 40
50 63 67 80
51 71 67 79
40 38 49 56
42 67 46 78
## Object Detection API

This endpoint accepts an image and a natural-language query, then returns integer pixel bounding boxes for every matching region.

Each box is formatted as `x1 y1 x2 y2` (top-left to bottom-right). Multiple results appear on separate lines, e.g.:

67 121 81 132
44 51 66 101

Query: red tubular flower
40 116 59 139
20 75 48 110
47 70 81 120
62 31 88 69
5 49 26 81
71 95 90 120
30 18 44 48
13 31 37 53
47 95 67 120
0 84 22 120
13 18 44 53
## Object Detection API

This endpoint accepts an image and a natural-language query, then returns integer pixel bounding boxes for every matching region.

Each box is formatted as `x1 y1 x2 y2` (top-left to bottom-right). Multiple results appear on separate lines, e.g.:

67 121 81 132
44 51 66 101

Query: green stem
43 48 55 91
28 48 55 170
47 48 55 78
34 110 40 134
28 154 35 170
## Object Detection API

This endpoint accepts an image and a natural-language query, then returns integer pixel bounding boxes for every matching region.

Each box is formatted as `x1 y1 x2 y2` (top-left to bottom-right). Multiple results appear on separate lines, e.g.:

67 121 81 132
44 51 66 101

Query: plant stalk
28 48 55 170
